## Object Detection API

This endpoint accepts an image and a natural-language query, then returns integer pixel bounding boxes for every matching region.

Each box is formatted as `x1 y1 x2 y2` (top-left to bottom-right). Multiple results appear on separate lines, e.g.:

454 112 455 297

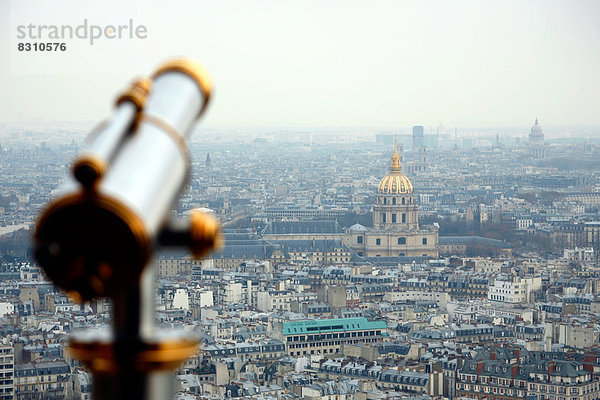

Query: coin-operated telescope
33 59 223 400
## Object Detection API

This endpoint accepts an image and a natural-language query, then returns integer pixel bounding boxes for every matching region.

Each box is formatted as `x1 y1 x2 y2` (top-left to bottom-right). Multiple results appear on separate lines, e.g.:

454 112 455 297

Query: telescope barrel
99 65 208 234
34 59 213 301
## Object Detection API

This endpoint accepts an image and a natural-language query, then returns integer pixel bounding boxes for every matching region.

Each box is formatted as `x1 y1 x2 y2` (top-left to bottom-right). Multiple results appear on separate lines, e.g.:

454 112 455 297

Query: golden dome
378 174 413 194
377 139 413 194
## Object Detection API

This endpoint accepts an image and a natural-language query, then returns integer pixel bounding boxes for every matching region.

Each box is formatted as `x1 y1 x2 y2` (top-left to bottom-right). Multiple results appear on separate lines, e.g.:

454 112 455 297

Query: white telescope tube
99 68 204 238
34 59 213 301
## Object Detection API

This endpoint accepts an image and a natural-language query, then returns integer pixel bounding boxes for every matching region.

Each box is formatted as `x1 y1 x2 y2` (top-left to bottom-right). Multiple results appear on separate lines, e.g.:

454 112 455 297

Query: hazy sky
1 0 599 130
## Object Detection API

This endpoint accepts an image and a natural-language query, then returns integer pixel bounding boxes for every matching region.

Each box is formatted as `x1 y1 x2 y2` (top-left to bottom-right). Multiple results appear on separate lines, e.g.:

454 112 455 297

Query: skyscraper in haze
412 125 424 151
409 125 427 172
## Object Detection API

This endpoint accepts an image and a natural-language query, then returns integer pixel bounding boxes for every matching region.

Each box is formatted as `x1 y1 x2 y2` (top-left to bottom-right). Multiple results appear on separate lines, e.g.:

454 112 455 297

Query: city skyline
1 111 600 399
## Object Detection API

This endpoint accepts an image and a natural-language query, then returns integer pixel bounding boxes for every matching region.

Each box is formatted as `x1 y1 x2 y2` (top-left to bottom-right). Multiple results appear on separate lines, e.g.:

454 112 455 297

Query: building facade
457 347 599 400
0 345 14 400
282 317 388 357
14 361 70 400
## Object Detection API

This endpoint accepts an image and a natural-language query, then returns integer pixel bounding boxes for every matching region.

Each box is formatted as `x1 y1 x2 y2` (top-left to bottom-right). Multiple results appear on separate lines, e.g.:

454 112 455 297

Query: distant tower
418 146 427 172
454 127 459 149
529 118 544 144
492 133 503 150
412 126 424 155
205 152 212 171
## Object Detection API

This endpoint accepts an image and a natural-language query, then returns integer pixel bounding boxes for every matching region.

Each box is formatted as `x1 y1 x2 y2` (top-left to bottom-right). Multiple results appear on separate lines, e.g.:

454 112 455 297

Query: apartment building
256 290 294 312
488 276 541 304
282 317 388 357
14 361 70 400
457 347 599 400
0 345 14 400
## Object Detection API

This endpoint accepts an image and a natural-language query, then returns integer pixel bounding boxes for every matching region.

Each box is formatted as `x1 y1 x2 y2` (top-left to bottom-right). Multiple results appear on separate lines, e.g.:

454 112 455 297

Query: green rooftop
282 317 387 336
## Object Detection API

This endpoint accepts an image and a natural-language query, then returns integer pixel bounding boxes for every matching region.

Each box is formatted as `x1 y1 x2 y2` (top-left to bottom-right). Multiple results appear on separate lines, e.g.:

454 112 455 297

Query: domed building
529 118 544 144
345 141 438 258
528 118 547 158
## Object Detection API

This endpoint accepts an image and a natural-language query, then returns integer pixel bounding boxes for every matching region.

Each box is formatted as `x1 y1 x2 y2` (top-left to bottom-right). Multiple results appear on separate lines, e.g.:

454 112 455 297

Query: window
382 214 386 223
392 198 396 204
357 252 363 256
423 238 428 245
357 236 363 244
402 213 406 223
402 197 405 204
391 214 396 223
398 237 406 245
383 198 387 205
376 238 381 245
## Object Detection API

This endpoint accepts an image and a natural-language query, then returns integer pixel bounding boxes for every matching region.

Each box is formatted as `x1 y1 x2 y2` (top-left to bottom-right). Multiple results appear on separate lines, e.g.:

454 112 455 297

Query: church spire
390 137 402 172
205 152 212 171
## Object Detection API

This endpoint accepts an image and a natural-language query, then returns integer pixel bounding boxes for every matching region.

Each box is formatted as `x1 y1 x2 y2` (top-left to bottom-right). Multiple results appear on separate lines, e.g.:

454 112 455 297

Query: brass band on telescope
152 58 213 118
139 114 189 158
190 210 224 259
116 77 154 134
69 337 199 373
72 154 109 187
116 77 153 111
